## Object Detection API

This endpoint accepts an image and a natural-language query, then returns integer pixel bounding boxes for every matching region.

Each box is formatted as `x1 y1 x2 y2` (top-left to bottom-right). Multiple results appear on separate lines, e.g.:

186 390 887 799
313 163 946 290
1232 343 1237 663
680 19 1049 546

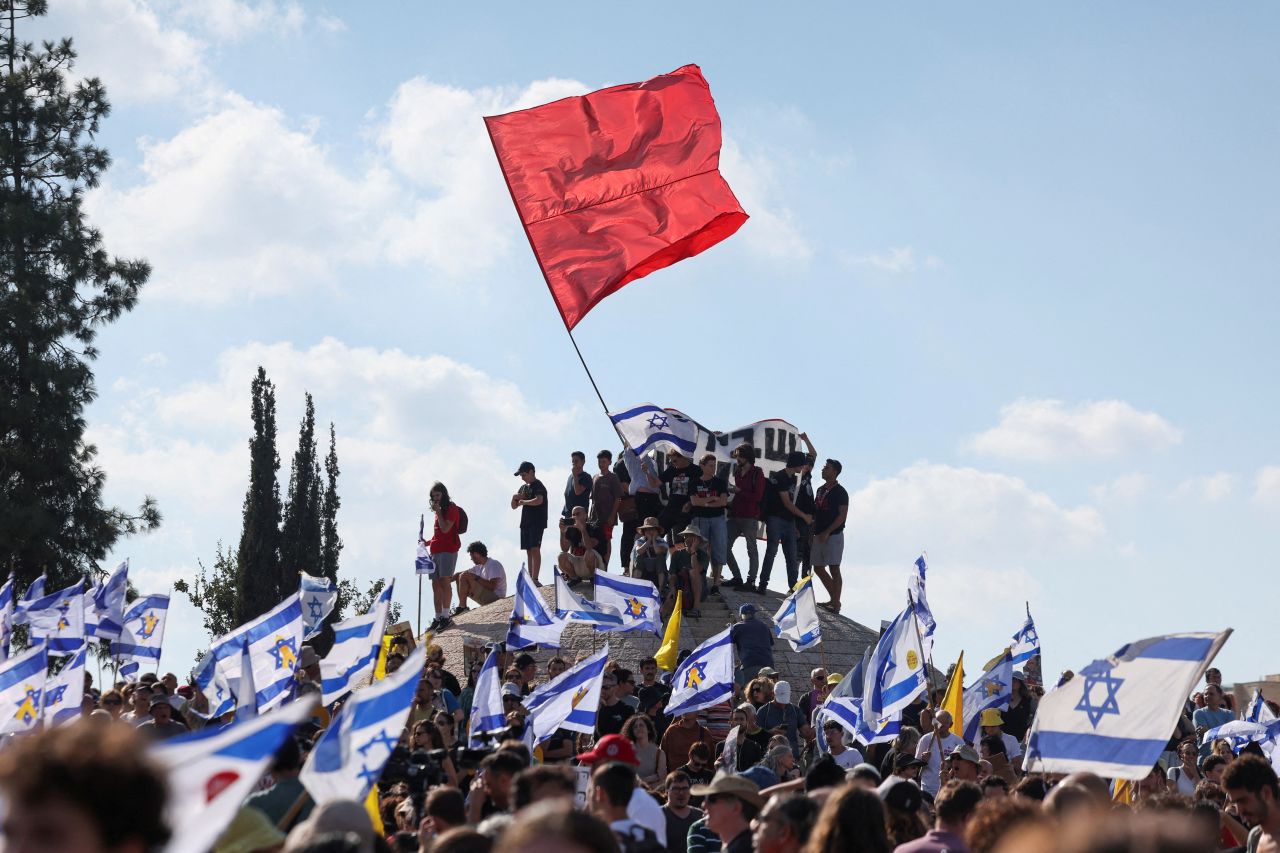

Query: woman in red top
425 481 461 630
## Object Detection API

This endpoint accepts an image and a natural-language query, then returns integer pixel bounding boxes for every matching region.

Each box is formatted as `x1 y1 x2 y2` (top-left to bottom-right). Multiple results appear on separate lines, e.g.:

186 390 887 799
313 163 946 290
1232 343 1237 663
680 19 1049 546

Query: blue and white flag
908 554 936 657
10 574 45 627
962 650 1014 743
1024 630 1231 779
526 645 610 743
0 575 13 658
0 644 48 735
86 560 129 641
233 641 258 722
667 627 734 717
43 643 88 726
1011 603 1041 666
195 593 304 717
773 575 821 652
467 647 506 748
152 697 316 853
415 514 435 576
301 644 427 804
817 647 899 748
609 404 699 458
506 564 565 650
320 580 394 705
555 571 623 628
863 601 928 719
1247 688 1278 725
300 572 339 641
114 593 170 680
593 570 661 636
24 577 87 653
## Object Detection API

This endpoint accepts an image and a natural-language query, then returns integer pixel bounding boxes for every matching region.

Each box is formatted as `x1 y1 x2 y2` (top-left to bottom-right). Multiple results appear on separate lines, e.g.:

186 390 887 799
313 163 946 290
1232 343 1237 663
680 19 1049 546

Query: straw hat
637 516 664 533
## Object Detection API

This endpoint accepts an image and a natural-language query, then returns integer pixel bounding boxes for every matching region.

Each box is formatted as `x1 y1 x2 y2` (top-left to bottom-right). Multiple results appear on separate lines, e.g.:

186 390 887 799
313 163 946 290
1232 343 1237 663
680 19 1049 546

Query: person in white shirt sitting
455 541 507 611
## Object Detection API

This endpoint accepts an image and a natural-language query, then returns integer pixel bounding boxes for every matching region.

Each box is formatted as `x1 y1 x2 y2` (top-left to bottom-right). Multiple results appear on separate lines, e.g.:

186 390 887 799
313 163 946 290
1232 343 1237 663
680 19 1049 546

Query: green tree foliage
0 0 159 589
234 367 281 624
279 392 321 597
173 542 238 641
338 576 402 628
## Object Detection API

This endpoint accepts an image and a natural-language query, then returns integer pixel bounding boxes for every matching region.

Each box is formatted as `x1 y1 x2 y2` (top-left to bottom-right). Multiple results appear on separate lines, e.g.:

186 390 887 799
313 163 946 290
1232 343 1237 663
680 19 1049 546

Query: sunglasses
102 698 122 706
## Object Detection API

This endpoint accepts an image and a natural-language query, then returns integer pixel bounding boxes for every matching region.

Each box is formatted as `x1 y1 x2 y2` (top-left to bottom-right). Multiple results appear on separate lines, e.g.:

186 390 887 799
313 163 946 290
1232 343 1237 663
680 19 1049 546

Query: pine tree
234 367 281 624
0 0 159 589
279 392 321 603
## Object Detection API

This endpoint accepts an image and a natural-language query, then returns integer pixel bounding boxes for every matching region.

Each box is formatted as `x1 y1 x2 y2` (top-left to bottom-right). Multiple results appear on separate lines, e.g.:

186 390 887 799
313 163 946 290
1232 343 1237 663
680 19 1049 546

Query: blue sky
36 1 1279 686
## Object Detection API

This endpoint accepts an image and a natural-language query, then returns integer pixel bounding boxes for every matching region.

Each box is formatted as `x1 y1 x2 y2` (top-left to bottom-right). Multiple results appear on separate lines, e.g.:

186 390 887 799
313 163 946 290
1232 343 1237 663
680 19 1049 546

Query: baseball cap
826 672 843 685
501 682 522 698
881 779 923 813
894 753 926 772
149 693 172 709
949 744 982 765
773 681 792 703
739 603 757 617
756 666 778 678
514 461 536 476
576 733 639 766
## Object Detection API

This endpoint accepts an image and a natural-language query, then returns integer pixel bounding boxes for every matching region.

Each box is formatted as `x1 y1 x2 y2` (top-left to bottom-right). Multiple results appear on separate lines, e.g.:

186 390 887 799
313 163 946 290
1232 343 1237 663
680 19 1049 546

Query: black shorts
520 526 545 550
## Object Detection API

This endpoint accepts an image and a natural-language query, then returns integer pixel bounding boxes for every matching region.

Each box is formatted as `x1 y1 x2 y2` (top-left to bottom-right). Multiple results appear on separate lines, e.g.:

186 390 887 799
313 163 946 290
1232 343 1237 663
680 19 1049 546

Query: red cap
575 734 638 766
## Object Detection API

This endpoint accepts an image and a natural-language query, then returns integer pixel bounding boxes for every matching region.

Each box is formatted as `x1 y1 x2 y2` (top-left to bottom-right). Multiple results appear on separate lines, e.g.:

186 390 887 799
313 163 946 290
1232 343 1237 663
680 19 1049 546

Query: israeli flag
609 403 698 457
467 647 507 747
43 643 88 726
1011 603 1041 665
1203 719 1273 746
962 650 1014 743
817 647 898 749
114 593 170 679
299 572 339 641
0 644 48 735
1247 688 1277 724
415 514 435 575
86 560 129 641
1024 630 1231 779
195 593 304 717
301 644 427 805
555 571 624 628
24 577 87 653
593 571 661 636
10 574 45 627
152 697 316 853
863 601 928 719
0 575 13 658
908 554 936 657
667 627 734 717
773 575 821 652
233 641 258 722
321 580 394 705
506 564 565 650
526 645 610 743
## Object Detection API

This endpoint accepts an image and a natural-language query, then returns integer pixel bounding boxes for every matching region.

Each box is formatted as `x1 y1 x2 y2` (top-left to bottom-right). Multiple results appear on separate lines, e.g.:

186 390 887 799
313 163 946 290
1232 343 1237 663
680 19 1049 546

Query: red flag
485 65 748 330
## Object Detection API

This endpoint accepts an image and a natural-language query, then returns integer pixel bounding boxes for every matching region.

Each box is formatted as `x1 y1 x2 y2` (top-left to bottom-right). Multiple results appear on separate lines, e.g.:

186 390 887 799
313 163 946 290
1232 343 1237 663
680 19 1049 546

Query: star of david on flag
1024 630 1231 779
1011 603 1041 666
194 592 304 717
524 645 610 744
300 572 338 641
609 404 698 458
592 570 661 636
666 627 734 717
23 578 87 653
114 593 170 680
863 600 928 719
961 650 1013 743
43 643 88 727
0 644 48 735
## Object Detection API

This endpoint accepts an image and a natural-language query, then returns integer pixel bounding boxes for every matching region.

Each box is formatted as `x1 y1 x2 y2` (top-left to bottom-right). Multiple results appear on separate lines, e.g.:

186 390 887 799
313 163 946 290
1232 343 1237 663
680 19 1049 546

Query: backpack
455 505 469 535
614 824 665 853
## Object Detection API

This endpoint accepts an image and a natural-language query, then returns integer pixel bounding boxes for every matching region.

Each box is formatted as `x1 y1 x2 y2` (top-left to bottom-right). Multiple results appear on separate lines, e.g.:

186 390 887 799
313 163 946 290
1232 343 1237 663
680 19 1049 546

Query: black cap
514 461 535 476
882 779 923 813
894 753 926 771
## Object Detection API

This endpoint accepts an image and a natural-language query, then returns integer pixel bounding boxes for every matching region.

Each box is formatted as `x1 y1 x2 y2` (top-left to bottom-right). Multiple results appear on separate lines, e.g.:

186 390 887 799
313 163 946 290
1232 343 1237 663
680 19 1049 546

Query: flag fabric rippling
525 645 610 743
909 555 936 657
593 571 662 636
863 601 928 719
666 628 734 717
0 645 48 735
320 581 394 705
114 593 170 681
467 647 506 748
1011 604 1041 666
0 576 13 658
773 575 821 652
23 578 87 653
195 593 304 717
506 564 565 649
554 571 624 628
609 405 699 458
43 643 88 726
300 572 339 641
961 651 1013 743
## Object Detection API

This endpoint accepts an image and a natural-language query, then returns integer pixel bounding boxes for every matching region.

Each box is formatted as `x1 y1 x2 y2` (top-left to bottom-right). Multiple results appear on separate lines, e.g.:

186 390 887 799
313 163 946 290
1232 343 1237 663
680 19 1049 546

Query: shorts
690 515 728 566
810 532 844 566
520 526 545 550
431 551 458 579
471 583 499 605
564 550 601 578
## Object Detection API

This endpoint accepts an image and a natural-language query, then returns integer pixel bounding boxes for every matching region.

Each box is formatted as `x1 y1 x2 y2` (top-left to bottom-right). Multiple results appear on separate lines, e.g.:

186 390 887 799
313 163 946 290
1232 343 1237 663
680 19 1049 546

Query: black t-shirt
763 470 797 518
661 463 697 503
520 478 549 529
688 475 729 519
796 473 815 515
563 471 592 517
670 545 709 575
565 522 603 553
813 483 849 534
596 699 634 736
663 806 703 853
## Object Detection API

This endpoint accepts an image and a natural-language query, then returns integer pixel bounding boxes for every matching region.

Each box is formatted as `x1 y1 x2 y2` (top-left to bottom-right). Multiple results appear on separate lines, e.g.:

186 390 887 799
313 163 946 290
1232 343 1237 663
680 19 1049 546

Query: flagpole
907 592 937 706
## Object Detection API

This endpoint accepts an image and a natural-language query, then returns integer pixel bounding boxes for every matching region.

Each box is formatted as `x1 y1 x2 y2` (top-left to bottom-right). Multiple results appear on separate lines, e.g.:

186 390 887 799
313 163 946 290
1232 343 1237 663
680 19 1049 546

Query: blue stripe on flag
1030 732 1169 765
667 682 733 717
630 431 697 455
112 644 162 659
332 622 373 644
1124 637 1215 662
610 404 664 422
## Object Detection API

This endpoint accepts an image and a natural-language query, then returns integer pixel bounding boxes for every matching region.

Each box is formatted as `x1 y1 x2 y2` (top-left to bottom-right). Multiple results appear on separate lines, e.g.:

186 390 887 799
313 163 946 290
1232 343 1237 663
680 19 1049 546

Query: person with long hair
747 677 774 710
803 784 891 853
882 780 927 847
622 714 666 786
425 481 463 630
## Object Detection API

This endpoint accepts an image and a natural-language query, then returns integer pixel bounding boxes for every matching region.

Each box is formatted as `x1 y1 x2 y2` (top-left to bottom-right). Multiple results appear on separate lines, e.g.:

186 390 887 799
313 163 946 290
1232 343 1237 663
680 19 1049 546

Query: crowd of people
421 438 851 630
5 628 1277 853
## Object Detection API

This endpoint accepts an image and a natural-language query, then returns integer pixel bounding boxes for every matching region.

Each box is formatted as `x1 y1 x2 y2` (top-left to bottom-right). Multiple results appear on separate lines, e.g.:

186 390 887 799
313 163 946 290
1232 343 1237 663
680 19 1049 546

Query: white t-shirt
469 558 507 597
829 745 865 769
916 730 964 794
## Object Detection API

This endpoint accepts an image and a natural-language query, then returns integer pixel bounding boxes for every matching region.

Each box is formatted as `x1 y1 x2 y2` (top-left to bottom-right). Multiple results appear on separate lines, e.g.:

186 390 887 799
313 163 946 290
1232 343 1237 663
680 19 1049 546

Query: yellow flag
940 651 965 732
656 592 682 671
1112 778 1136 804
372 634 393 681
365 786 384 834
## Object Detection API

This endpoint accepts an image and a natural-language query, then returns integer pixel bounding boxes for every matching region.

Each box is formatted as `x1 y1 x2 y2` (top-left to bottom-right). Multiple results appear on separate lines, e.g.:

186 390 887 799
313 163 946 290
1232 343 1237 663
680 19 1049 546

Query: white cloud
844 246 943 275
1173 473 1234 503
173 0 308 41
719 140 812 262
966 399 1183 462
1254 466 1280 505
1090 472 1149 504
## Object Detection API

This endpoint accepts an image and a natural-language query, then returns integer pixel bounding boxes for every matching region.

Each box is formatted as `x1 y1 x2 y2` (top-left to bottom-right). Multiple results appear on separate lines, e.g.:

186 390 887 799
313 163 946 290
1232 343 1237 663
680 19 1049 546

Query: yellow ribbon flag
940 651 965 732
1112 778 1136 805
656 592 683 671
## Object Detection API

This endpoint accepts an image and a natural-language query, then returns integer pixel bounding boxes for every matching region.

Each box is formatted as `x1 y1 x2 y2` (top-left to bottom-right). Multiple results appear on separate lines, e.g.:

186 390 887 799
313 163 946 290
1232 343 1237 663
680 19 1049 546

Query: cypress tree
234 367 281 623
279 392 321 599
0 0 159 588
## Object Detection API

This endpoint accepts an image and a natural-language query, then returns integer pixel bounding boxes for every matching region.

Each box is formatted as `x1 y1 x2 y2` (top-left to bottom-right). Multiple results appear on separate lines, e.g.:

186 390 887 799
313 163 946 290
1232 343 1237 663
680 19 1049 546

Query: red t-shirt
428 504 461 554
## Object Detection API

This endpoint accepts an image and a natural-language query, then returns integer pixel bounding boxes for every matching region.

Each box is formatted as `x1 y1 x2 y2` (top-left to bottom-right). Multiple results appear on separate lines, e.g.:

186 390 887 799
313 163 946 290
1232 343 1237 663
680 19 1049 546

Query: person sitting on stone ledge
558 505 603 585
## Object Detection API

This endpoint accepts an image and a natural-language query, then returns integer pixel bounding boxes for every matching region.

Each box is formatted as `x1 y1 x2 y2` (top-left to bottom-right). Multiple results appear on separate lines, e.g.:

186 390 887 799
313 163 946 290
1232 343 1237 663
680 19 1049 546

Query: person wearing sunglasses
99 689 125 720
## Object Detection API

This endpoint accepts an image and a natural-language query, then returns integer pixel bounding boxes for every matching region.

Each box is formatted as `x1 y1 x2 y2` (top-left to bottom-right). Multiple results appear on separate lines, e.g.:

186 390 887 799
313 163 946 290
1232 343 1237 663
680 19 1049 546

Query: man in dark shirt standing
512 461 548 585
726 443 765 590
688 453 731 597
659 451 697 546
590 450 623 569
730 603 774 689
759 451 812 593
563 451 592 519
596 672 634 736
661 771 702 853
811 459 850 613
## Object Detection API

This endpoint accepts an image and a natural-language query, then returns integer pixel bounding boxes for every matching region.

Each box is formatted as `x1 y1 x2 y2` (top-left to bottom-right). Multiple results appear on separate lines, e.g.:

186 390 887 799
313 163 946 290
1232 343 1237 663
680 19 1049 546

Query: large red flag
485 64 748 330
